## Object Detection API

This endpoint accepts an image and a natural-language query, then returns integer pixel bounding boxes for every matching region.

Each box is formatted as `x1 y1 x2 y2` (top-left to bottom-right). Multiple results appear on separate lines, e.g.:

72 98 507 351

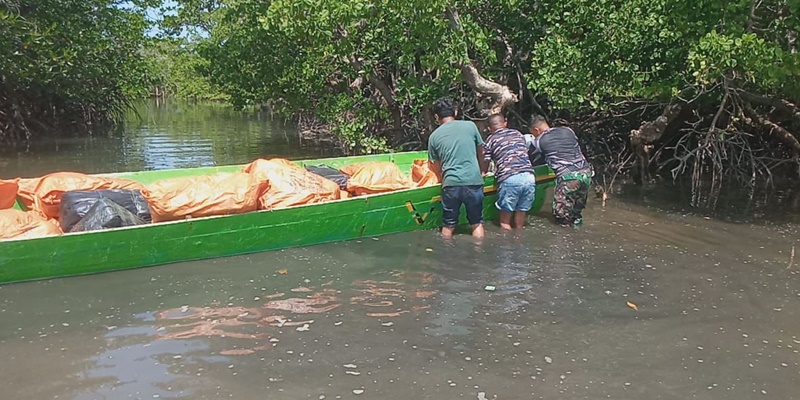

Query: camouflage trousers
552 169 592 227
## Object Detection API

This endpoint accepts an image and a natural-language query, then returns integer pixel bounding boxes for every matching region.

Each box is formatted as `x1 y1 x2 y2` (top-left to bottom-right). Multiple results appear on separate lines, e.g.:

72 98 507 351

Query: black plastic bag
60 189 151 232
70 198 146 233
305 165 350 190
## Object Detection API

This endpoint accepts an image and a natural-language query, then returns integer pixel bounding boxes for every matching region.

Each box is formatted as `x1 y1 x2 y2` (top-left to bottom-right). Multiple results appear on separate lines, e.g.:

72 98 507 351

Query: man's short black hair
433 97 457 119
528 114 548 128
487 113 505 128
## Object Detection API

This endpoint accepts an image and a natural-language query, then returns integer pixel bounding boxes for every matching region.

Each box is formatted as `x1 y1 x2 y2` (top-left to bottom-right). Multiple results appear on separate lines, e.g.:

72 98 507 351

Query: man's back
530 126 590 177
484 128 533 184
428 120 484 187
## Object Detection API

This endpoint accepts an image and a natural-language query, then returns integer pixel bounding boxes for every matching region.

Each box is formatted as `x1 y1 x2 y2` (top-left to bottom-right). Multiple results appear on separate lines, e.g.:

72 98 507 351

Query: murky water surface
0 100 333 178
0 101 798 399
0 202 797 400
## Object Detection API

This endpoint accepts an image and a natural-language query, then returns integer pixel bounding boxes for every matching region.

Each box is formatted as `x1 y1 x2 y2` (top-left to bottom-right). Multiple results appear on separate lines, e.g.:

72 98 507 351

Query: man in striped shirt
482 114 536 230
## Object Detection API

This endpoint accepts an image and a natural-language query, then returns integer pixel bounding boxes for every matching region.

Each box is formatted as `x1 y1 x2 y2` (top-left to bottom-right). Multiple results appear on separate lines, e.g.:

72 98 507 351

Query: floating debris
544 356 553 364
366 311 408 318
353 389 364 395
296 324 311 332
484 285 496 292
426 248 433 252
345 371 361 376
278 269 288 275
381 322 394 327
334 321 343 326
626 301 639 311
343 364 358 369
180 305 189 313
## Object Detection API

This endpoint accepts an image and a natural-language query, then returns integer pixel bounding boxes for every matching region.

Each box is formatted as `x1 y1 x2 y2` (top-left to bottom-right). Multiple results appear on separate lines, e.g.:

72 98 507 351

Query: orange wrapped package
340 161 412 196
0 179 18 209
15 172 144 219
0 209 62 240
14 177 40 210
243 159 343 210
410 159 440 187
142 172 266 223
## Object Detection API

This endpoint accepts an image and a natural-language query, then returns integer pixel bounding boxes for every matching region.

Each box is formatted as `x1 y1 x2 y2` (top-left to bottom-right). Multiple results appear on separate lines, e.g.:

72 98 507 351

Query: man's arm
478 144 488 174
473 123 488 174
428 136 443 182
429 160 443 181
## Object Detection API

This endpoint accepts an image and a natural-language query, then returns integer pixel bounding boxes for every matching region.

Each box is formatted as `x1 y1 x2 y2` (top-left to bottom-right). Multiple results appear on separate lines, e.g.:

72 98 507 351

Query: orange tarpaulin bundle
243 159 343 210
410 159 440 187
142 172 265 223
17 172 144 219
0 179 18 209
14 177 39 211
0 209 62 240
340 161 412 196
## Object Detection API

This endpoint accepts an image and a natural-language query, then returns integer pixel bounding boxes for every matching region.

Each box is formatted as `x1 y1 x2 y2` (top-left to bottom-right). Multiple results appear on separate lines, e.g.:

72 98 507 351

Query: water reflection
150 271 436 357
0 100 335 178
76 336 206 400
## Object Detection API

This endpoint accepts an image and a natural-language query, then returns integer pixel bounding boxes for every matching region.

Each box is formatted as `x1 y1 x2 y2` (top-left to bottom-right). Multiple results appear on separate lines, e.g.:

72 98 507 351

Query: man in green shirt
427 97 486 239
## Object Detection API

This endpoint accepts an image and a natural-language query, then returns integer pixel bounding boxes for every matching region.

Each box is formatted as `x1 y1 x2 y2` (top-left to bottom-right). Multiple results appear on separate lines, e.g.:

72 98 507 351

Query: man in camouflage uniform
526 115 593 227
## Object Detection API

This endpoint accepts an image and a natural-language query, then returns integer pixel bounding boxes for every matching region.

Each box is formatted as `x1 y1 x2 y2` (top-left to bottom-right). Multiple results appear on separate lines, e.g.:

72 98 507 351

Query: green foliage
317 93 390 154
688 31 799 98
166 0 800 172
0 0 152 142
529 0 800 108
171 0 512 152
142 38 228 101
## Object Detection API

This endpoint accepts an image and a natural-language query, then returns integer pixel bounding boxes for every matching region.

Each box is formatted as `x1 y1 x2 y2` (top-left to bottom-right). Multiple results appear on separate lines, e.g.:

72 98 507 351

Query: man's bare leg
471 223 485 238
512 211 526 229
441 226 455 239
498 211 513 230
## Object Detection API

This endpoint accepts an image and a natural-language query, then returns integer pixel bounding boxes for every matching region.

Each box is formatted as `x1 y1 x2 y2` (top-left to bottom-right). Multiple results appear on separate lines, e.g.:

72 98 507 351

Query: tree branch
739 91 800 122
629 103 683 145
444 7 518 115
743 101 800 154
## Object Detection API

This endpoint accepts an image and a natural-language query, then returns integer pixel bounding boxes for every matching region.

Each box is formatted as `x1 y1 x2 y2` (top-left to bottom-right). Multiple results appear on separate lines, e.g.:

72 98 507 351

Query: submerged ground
0 197 797 400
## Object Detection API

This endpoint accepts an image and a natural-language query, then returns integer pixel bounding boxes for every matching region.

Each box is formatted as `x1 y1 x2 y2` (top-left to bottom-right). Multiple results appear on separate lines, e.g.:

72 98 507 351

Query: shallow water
0 100 333 178
0 199 797 400
0 100 798 399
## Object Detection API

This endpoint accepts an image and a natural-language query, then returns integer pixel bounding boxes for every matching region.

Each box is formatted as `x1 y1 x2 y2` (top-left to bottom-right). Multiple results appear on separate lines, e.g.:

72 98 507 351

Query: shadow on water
611 179 800 225
0 100 338 178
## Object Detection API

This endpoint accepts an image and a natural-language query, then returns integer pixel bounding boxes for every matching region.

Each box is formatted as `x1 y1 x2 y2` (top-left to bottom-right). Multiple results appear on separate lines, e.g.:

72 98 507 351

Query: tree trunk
629 103 683 183
445 7 518 116
348 55 404 141
743 102 800 155
739 91 800 122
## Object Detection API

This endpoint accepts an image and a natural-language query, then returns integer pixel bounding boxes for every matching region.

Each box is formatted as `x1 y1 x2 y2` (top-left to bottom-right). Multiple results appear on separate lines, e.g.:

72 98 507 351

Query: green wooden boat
0 151 555 285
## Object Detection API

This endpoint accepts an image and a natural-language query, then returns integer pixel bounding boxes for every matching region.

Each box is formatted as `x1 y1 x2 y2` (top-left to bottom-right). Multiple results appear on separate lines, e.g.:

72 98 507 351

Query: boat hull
0 151 555 285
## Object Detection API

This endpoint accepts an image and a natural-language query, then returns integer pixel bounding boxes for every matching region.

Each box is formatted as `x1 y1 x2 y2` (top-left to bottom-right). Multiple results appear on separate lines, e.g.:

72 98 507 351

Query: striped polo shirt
483 128 535 183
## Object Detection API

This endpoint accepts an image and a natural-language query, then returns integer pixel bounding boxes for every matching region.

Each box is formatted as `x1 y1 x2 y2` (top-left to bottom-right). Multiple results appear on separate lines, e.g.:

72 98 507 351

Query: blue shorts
495 172 536 213
441 185 484 228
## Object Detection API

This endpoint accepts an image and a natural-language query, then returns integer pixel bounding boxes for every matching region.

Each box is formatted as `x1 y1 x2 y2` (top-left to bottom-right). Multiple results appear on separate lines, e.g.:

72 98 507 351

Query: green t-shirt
427 120 485 187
